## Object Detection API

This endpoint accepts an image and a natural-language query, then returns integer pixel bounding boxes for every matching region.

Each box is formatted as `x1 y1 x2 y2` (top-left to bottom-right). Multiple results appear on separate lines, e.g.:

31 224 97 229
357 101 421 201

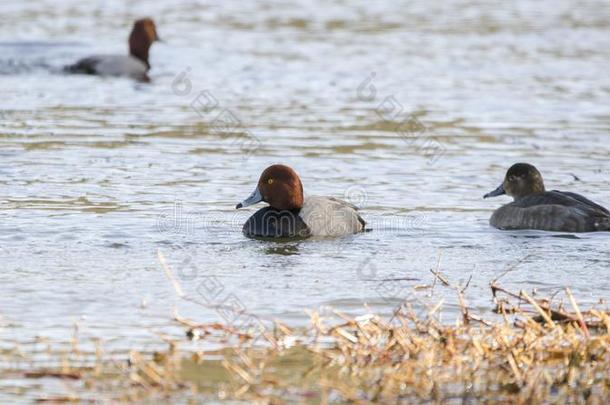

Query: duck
64 18 160 81
235 164 366 238
483 163 610 232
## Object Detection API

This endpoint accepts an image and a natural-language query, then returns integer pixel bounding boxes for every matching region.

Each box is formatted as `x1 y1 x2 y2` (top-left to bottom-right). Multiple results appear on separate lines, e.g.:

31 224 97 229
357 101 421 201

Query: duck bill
483 184 505 199
236 187 263 209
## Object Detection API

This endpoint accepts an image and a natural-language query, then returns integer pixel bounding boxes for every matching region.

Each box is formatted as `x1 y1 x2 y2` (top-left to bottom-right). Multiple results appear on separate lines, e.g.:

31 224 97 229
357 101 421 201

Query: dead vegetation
1 254 608 403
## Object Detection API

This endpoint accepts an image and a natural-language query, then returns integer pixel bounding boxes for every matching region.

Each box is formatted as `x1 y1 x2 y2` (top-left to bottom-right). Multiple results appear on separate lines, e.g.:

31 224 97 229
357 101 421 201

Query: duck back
490 190 610 232
299 196 365 237
64 55 148 80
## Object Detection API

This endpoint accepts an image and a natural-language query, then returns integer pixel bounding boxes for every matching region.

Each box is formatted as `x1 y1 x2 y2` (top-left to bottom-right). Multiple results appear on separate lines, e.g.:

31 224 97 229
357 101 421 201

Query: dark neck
513 189 546 201
270 207 302 214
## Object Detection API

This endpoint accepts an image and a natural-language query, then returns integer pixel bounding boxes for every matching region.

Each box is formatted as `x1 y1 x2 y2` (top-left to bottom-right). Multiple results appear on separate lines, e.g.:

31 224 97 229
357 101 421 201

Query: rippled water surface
1 0 610 375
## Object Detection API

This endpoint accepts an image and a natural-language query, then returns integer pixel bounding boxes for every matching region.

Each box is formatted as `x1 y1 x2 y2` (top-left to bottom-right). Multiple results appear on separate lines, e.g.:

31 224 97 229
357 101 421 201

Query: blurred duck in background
64 18 160 81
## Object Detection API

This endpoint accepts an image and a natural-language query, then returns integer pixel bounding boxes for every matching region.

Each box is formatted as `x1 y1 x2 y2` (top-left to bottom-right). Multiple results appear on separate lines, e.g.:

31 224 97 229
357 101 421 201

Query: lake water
1 0 609 375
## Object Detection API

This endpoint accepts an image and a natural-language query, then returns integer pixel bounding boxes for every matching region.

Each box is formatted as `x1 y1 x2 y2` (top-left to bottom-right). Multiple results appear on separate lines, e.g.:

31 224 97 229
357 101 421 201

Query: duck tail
63 57 97 74
63 63 79 73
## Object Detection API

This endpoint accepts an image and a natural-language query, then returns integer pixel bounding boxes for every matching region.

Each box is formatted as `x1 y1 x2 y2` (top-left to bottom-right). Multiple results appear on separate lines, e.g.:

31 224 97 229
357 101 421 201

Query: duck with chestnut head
64 18 161 81
236 164 366 238
484 163 610 232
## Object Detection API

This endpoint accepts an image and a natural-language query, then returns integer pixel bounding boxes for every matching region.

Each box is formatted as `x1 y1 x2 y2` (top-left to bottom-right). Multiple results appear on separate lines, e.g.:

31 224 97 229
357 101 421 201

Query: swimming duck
64 18 160 81
484 163 610 232
236 164 366 238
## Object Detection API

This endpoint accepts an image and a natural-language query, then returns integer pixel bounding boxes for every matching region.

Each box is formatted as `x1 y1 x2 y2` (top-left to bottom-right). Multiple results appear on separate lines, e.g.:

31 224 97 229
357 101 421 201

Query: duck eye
508 175 515 182
267 178 274 185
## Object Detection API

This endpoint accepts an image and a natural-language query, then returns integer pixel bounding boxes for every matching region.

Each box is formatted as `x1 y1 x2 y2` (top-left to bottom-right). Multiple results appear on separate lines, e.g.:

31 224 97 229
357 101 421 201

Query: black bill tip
483 184 506 199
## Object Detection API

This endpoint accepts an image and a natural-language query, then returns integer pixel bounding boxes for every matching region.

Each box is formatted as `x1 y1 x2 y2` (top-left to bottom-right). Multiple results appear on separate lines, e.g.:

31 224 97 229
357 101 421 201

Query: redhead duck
484 163 610 232
64 18 160 81
236 164 366 238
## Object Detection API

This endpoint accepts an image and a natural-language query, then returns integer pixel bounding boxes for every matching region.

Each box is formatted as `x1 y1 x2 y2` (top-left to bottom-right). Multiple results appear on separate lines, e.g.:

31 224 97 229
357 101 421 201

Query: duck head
129 18 161 68
236 164 304 211
484 163 546 200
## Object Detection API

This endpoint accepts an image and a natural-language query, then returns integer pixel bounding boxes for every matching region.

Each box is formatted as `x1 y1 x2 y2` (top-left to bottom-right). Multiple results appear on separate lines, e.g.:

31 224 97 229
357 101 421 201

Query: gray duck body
490 190 610 232
64 54 149 81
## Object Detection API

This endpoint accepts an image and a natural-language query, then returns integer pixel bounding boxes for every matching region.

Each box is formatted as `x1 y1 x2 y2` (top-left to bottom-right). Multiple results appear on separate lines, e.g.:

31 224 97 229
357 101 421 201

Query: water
1 0 610 364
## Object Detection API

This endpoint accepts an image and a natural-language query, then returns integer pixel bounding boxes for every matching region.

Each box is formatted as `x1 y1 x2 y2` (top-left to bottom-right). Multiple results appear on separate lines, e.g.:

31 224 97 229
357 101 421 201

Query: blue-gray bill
483 184 505 199
236 187 263 209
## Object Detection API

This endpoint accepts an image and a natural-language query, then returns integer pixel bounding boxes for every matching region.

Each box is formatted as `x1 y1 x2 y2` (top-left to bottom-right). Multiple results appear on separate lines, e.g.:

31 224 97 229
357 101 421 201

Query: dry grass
1 282 609 404
1 253 608 402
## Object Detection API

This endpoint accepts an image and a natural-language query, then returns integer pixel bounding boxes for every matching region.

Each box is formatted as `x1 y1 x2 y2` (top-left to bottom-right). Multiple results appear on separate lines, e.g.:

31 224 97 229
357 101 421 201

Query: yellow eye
267 178 274 185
